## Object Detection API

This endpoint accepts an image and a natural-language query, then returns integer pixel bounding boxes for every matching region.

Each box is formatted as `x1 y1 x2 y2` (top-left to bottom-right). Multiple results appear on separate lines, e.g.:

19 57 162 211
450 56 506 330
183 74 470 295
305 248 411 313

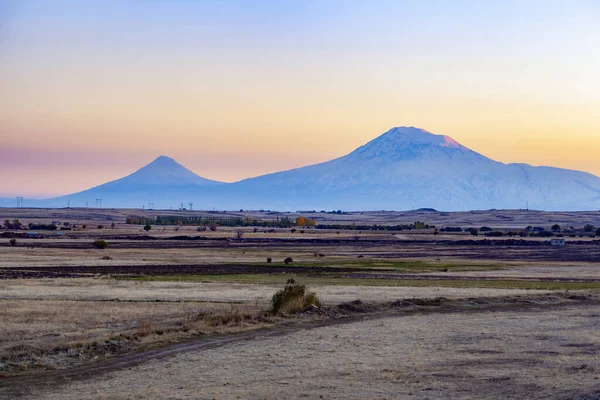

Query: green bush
92 239 109 249
271 279 320 315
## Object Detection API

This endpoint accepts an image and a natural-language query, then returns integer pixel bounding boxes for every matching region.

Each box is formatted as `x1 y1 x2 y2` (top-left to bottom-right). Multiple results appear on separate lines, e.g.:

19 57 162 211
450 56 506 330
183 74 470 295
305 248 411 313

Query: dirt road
2 294 599 399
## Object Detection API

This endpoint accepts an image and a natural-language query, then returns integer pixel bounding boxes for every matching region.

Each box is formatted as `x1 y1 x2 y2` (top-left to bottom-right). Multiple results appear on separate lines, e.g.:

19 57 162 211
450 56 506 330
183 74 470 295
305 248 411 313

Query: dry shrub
271 279 320 315
136 320 153 336
194 310 254 329
92 240 109 249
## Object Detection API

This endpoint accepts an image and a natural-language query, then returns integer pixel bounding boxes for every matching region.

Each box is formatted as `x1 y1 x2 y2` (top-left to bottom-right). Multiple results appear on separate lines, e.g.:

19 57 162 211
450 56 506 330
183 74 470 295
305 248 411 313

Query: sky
1 0 599 198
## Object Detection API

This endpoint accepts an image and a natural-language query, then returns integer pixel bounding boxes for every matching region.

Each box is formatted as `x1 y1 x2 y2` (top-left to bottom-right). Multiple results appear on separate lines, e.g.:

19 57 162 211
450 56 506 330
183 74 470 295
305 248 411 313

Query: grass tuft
271 279 320 314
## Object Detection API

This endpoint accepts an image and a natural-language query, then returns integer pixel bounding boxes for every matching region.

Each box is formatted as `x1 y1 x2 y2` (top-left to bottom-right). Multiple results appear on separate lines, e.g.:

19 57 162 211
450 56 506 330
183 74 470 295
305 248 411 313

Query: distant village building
550 238 566 246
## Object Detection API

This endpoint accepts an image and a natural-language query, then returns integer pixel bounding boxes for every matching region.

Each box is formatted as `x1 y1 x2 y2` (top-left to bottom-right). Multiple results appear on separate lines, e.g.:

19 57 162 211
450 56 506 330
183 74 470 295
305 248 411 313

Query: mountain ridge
5 126 600 211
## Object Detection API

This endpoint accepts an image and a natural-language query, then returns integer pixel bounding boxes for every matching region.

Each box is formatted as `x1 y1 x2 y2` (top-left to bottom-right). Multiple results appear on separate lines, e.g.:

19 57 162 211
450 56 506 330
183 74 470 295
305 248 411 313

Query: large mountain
19 127 600 211
226 127 600 211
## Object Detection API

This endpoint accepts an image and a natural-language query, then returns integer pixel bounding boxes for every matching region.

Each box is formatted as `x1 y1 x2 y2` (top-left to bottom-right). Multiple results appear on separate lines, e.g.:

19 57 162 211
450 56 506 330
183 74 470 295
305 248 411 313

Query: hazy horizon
2 0 599 197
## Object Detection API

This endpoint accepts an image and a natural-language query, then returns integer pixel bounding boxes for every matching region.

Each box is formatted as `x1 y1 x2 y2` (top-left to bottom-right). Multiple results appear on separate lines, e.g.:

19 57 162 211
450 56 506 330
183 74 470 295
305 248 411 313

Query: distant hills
4 127 600 211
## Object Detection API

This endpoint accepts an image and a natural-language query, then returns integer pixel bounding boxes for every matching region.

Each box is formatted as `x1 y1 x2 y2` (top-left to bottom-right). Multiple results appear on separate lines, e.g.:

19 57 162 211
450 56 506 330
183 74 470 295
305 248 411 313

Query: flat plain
0 207 599 399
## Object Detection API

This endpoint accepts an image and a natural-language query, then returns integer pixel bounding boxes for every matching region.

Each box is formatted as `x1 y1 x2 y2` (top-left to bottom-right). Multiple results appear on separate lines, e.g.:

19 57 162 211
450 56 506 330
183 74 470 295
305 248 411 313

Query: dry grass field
1 207 599 399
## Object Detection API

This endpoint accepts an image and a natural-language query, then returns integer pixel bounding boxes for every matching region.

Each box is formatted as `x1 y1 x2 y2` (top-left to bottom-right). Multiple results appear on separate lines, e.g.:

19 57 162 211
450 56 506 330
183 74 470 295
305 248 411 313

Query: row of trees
3 220 22 229
127 215 298 228
315 221 433 231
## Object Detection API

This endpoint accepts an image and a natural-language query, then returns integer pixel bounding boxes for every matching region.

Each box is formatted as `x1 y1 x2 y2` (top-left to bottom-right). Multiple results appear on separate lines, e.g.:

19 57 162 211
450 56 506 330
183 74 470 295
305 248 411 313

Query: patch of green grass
123 274 600 291
225 259 505 273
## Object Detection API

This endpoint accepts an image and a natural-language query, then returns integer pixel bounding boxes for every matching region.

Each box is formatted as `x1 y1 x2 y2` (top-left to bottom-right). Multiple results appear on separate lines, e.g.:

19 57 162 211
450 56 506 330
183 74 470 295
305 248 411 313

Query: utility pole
189 202 193 211
16 197 23 208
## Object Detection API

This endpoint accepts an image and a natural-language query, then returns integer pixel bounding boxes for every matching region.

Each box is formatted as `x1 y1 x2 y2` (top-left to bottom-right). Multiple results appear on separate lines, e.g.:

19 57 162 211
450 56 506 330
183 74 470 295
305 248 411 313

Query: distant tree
551 224 561 232
3 220 11 229
467 228 479 236
484 231 504 237
208 223 218 232
595 228 600 237
111 222 116 229
236 230 244 239
12 219 22 230
266 257 272 263
538 231 554 237
296 216 307 226
9 238 16 247
413 221 426 229
284 257 293 265
433 229 439 236
92 240 109 249
480 226 493 232
584 224 595 233
143 224 152 232
290 228 297 233
97 225 104 229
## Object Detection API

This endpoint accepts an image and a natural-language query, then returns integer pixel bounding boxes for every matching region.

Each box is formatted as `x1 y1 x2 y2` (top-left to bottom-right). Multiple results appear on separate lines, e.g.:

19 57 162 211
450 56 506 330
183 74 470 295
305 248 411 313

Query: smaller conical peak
149 155 178 165
382 126 461 148
118 155 222 186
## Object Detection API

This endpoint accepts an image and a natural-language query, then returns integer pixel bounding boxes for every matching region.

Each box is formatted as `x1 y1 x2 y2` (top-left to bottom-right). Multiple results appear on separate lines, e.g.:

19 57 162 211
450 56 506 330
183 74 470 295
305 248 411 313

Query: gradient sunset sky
1 0 599 198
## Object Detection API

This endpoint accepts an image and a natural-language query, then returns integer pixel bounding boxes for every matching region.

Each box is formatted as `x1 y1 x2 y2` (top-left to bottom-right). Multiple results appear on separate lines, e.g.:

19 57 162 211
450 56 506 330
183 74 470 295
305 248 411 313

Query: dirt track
1 294 598 399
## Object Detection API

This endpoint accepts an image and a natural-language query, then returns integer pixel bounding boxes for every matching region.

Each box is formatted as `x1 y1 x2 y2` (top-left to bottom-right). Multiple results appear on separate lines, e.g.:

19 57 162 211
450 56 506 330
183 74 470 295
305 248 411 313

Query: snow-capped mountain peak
348 126 472 162
383 126 461 147
108 156 221 186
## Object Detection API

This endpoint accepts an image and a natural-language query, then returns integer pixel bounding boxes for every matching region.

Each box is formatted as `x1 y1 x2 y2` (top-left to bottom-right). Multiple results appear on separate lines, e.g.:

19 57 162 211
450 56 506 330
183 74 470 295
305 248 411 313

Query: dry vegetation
0 298 269 375
0 207 599 398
